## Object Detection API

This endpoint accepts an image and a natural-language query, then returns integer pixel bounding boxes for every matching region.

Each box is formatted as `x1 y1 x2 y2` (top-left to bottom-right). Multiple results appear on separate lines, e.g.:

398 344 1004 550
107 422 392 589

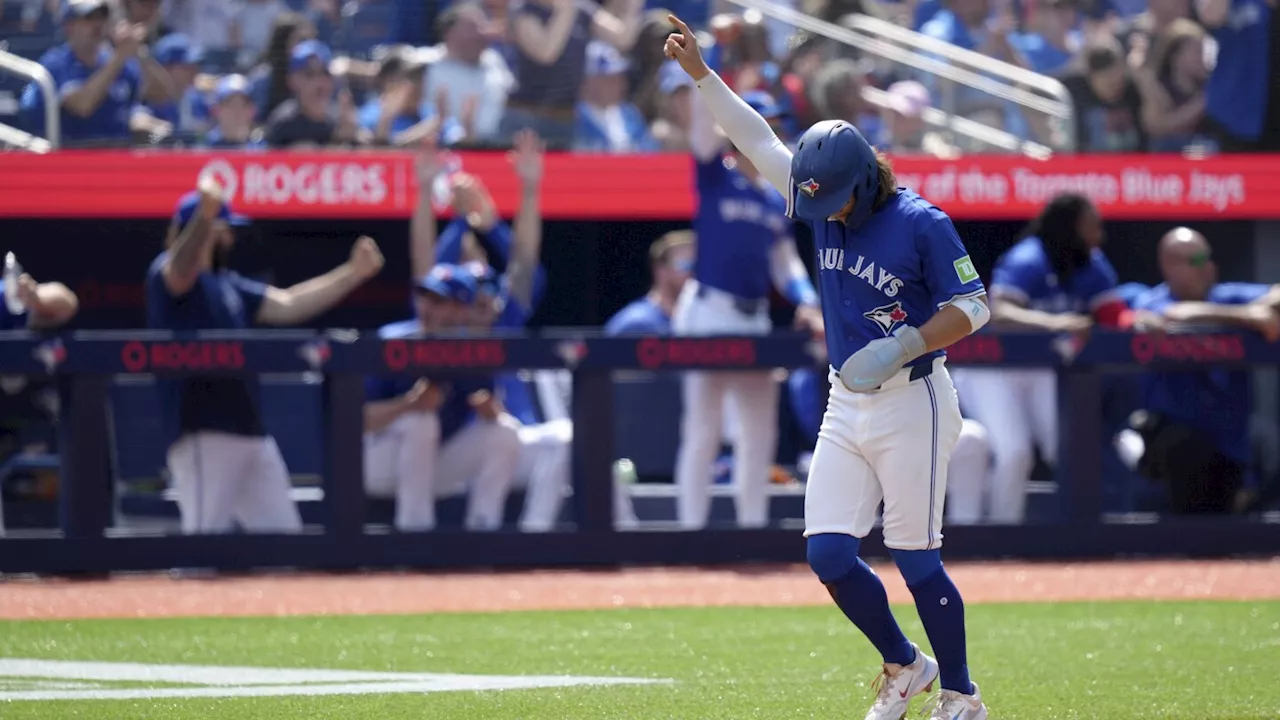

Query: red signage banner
0 151 1274 221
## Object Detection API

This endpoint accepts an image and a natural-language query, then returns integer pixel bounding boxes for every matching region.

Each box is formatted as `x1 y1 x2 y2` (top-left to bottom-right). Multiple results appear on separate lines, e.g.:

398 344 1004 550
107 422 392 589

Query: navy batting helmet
788 120 879 227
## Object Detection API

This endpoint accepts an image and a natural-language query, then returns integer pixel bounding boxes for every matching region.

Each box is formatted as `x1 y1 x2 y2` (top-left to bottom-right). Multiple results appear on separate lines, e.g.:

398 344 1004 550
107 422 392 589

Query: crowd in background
1 0 1275 152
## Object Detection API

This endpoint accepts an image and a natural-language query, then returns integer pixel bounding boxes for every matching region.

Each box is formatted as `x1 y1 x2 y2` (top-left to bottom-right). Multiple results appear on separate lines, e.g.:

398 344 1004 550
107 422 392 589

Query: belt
833 360 934 391
696 284 768 315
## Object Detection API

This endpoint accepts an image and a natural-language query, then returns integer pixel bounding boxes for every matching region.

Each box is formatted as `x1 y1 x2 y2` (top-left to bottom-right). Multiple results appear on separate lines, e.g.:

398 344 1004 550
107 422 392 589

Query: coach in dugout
1121 227 1280 514
147 178 384 534
604 231 695 335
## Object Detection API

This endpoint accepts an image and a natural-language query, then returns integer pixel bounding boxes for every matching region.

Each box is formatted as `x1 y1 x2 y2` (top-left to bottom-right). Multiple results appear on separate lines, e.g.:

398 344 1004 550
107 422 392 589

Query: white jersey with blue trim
990 236 1119 313
810 188 985 370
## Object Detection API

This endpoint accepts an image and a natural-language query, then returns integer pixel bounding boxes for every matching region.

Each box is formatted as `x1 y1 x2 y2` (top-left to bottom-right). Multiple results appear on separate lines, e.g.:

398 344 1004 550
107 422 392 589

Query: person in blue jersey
202 75 267 149
675 69 823 532
667 17 990 719
951 193 1129 526
147 178 384 535
362 264 522 532
357 47 467 148
1121 228 1280 513
573 40 658 154
21 0 158 145
1196 0 1277 151
604 231 695 335
144 33 210 140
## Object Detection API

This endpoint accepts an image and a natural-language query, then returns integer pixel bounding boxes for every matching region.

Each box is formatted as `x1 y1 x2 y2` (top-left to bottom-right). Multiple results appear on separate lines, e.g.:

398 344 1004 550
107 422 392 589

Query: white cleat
863 643 939 720
923 681 989 720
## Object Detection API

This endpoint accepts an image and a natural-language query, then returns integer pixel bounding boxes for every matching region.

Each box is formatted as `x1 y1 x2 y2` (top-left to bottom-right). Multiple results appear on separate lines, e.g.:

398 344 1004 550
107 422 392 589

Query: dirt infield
0 559 1277 620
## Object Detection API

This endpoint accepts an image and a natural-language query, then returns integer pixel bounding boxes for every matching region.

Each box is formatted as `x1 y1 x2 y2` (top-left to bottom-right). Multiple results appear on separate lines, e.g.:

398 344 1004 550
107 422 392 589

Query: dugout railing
0 328 1277 575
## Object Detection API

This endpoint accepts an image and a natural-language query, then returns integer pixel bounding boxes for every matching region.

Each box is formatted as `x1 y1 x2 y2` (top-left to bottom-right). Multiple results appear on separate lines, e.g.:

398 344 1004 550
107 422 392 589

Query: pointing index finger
668 14 693 37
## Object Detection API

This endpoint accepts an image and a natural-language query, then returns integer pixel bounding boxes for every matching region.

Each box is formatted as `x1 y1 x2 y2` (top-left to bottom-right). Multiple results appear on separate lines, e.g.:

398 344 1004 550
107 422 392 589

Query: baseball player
604 231 695 335
147 178 384 534
951 193 1127 524
362 263 521 531
667 17 990 719
675 67 823 531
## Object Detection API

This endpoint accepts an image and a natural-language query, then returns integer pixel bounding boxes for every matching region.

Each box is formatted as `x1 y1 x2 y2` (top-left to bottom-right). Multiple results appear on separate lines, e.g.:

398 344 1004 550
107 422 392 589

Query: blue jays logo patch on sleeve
797 178 820 197
863 301 908 335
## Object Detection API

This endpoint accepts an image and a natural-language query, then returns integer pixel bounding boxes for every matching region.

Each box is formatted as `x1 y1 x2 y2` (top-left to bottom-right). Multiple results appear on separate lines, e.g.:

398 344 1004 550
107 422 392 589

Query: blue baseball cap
462 261 500 295
415 264 476 304
154 34 204 66
585 40 630 77
788 120 880 226
742 90 784 120
289 40 333 74
172 190 249 231
214 74 253 104
60 0 107 21
658 60 693 95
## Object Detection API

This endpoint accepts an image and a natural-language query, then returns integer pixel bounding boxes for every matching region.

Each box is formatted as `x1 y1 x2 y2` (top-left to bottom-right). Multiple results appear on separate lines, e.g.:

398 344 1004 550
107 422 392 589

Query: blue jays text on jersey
990 236 1119 313
693 157 790 301
806 188 985 370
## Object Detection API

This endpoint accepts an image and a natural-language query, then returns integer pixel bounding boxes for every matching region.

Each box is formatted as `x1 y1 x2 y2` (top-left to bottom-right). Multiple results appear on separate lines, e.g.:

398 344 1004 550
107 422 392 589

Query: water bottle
3 253 24 315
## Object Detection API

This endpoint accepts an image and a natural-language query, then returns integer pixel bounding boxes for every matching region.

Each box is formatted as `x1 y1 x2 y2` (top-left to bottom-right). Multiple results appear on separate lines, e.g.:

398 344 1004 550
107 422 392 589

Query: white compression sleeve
694 72 794 197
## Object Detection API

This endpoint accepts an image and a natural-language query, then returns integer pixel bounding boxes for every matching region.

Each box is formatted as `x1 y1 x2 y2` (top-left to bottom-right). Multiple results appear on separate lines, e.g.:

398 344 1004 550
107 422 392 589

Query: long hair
1021 193 1094 279
259 12 311 117
872 150 898 211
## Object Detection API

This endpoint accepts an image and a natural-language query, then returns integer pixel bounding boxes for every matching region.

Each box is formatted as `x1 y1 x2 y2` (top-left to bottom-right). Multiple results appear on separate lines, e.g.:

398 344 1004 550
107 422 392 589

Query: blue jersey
147 86 211 136
365 319 495 443
23 45 142 142
811 189 985 369
144 253 269 449
1206 0 1273 142
0 281 28 330
603 296 671 335
1131 282 1267 464
990 236 1119 313
694 156 789 300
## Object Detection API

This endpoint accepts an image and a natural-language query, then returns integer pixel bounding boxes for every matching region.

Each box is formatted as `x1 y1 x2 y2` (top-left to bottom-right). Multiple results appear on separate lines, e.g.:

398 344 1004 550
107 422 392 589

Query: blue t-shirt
808 188 986 369
603 296 671 335
1131 282 1267 464
1009 32 1077 75
356 98 465 143
694 156 789 300
0 280 28 330
989 236 1119 313
364 319 495 444
23 45 142 142
1205 0 1273 142
144 253 269 448
147 86 211 136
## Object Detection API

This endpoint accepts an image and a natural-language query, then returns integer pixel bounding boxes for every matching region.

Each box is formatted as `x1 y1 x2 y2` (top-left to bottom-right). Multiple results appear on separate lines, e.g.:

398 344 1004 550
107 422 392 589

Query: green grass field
0 601 1276 719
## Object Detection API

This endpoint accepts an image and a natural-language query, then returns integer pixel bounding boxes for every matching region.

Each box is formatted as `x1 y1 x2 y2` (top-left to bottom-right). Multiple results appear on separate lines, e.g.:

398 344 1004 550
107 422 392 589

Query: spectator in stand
574 40 657 153
502 0 644 147
120 0 169 39
1197 0 1278 152
359 48 465 147
921 0 1031 128
146 33 210 140
21 0 161 146
878 80 960 157
164 0 235 64
1123 227 1280 514
1010 0 1082 75
629 10 680 124
1060 37 1148 152
777 35 826 132
339 0 396 58
423 1 513 141
231 0 289 69
604 231 695 334
248 12 316 117
650 60 694 151
1133 19 1209 151
1115 0 1191 68
202 74 265 148
118 0 181 107
809 58 880 141
264 39 362 147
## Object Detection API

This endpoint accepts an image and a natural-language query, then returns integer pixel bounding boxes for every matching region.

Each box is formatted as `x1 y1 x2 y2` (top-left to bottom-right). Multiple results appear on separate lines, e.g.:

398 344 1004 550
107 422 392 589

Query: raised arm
411 135 444 280
687 75 725 162
16 276 78 329
506 129 546 311
256 237 384 325
665 15 792 195
161 179 225 296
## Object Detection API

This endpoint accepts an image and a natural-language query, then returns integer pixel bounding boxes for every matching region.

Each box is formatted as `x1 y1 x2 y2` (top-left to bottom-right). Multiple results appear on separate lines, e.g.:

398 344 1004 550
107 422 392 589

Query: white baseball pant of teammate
166 432 303 534
510 370 640 531
805 359 963 549
950 368 1056 523
364 412 522 531
941 419 994 525
673 280 777 529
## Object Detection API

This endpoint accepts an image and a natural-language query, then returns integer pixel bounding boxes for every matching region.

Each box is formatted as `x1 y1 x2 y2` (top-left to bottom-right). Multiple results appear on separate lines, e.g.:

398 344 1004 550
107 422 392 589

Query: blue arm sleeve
1213 282 1271 305
787 368 822 445
434 218 469 264
473 220 514 269
919 213 985 308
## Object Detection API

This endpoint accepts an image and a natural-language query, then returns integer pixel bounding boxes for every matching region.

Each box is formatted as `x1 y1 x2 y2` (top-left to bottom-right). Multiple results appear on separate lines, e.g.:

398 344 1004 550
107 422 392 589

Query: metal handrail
0 49 58 150
724 0 1076 151
861 85 1052 158
0 122 51 153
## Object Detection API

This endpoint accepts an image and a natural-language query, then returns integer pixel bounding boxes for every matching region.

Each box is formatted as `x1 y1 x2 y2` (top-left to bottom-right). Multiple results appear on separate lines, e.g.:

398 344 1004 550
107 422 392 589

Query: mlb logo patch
864 301 908 335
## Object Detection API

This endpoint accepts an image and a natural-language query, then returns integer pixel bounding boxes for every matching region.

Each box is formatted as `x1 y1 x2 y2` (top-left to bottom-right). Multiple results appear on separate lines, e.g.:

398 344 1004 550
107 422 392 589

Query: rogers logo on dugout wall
198 159 390 207
1129 333 1246 365
635 337 757 370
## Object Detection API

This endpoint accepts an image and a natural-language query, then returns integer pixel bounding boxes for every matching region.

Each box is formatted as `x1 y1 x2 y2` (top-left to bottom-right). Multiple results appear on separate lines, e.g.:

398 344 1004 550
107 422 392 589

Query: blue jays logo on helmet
787 120 879 227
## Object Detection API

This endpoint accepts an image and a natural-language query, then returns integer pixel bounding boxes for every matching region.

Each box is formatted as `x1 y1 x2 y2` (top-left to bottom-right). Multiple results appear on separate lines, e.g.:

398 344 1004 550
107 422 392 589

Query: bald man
1120 227 1280 513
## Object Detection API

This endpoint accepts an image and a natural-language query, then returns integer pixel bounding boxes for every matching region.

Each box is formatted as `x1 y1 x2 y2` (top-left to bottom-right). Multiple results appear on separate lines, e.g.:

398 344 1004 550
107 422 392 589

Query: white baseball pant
672 281 778 530
941 419 994 526
951 368 1057 523
166 431 303 534
364 412 522 531
511 418 641 532
804 358 964 550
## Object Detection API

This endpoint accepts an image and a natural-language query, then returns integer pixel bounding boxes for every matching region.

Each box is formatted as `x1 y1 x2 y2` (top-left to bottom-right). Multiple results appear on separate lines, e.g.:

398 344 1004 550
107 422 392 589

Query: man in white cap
573 40 657 153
